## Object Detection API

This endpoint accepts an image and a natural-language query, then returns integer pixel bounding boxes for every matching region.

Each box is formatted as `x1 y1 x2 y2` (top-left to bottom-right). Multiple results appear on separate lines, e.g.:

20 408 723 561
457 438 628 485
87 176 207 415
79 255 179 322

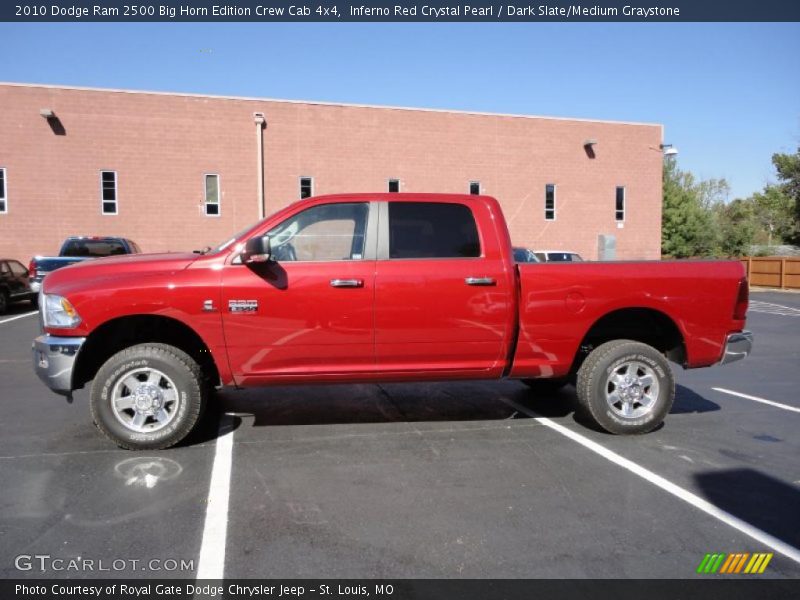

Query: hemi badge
229 299 258 313
202 300 215 312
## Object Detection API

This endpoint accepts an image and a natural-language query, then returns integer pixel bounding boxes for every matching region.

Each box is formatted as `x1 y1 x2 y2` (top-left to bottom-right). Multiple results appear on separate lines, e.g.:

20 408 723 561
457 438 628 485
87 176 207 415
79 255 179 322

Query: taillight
733 277 749 320
28 259 37 279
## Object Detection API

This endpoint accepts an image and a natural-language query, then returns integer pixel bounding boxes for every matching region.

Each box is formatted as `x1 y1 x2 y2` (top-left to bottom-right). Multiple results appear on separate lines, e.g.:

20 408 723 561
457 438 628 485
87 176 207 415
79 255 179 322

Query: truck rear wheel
576 340 675 435
90 343 206 450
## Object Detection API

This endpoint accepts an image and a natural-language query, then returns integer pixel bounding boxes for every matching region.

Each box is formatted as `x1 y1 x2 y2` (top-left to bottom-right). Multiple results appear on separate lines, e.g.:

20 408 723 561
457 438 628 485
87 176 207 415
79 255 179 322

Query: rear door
374 200 514 376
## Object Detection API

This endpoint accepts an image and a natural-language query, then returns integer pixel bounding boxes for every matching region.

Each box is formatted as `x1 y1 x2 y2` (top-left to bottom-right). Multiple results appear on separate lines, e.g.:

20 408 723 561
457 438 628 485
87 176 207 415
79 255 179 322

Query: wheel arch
572 307 687 374
73 314 221 391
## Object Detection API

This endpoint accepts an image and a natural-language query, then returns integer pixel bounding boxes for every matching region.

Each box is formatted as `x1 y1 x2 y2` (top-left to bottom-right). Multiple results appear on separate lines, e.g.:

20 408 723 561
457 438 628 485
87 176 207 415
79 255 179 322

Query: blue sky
2 22 798 199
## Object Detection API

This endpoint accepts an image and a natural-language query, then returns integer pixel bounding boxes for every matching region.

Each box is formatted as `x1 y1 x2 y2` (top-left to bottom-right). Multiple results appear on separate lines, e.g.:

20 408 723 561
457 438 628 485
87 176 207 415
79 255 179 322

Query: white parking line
0 311 37 325
499 397 800 566
749 300 800 317
712 387 800 414
196 413 235 580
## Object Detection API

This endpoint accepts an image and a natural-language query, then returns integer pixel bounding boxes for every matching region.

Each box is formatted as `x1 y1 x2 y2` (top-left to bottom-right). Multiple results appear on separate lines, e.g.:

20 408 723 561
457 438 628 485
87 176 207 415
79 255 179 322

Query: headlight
42 294 82 328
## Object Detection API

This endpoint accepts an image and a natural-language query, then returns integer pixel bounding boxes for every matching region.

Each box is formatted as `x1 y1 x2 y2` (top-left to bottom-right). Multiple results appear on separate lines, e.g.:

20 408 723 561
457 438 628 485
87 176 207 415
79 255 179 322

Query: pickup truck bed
32 193 751 450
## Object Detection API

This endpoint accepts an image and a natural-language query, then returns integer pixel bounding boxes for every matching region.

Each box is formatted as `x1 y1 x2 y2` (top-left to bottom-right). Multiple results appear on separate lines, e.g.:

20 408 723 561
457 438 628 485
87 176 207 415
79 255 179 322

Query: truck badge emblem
229 299 258 313
202 300 215 312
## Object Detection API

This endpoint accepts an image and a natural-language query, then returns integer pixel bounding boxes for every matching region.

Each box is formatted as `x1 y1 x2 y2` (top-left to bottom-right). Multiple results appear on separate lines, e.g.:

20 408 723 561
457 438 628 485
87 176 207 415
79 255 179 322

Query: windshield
547 252 583 262
207 200 308 255
209 220 264 255
513 248 539 263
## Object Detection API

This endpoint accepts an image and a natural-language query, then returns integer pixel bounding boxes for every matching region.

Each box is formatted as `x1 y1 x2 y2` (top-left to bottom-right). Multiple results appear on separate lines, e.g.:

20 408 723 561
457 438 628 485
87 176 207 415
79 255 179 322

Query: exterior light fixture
40 108 55 119
583 138 598 159
660 143 678 157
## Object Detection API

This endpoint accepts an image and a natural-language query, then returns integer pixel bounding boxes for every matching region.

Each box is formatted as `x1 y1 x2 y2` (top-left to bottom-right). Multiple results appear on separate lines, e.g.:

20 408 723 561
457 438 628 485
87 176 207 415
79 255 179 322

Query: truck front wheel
576 340 675 435
90 343 207 450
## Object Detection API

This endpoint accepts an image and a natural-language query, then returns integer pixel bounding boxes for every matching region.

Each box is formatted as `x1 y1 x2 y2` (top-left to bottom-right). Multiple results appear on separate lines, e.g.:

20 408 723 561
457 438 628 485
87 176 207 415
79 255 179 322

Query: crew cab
28 236 141 293
32 194 752 450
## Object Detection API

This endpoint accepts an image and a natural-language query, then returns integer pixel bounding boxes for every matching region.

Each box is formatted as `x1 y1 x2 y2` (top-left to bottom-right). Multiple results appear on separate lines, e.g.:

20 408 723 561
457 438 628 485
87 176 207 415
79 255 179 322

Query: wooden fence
740 257 800 290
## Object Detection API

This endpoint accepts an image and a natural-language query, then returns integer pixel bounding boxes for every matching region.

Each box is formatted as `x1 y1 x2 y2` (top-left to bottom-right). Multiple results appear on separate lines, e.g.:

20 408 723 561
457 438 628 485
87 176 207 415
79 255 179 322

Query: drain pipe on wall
254 112 266 219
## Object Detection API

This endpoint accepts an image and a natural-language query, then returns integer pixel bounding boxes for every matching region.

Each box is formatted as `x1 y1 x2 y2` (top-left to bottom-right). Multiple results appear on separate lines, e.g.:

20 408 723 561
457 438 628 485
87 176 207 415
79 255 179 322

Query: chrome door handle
465 277 496 286
330 279 364 288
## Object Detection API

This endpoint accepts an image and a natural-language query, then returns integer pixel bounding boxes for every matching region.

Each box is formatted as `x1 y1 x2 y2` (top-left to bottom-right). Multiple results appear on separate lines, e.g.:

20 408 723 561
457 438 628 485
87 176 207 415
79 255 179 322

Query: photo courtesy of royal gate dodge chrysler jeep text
31 193 752 450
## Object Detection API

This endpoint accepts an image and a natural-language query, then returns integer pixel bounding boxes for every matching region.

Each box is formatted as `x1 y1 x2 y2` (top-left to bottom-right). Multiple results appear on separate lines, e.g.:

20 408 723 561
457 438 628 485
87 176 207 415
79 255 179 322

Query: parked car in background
0 258 37 314
534 250 584 262
512 247 541 263
28 237 141 293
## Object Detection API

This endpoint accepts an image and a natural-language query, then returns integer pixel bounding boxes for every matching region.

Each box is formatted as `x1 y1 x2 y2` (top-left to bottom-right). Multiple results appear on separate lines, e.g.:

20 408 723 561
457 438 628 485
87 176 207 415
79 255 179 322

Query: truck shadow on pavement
671 385 721 414
215 381 550 428
694 468 800 550
203 381 720 434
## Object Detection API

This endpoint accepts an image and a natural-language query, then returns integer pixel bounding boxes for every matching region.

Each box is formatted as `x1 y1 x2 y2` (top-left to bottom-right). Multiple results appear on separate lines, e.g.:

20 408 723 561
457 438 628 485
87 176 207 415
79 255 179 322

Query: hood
42 252 201 295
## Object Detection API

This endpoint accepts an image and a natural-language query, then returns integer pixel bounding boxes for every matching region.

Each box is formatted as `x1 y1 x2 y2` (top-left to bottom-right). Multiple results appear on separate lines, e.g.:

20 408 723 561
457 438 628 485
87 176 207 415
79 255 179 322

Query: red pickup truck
32 193 752 450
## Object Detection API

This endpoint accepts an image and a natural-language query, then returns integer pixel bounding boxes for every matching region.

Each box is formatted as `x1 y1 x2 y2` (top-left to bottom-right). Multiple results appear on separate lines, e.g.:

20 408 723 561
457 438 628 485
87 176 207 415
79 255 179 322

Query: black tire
90 343 207 450
0 289 8 315
521 378 569 393
576 340 675 435
30 294 39 309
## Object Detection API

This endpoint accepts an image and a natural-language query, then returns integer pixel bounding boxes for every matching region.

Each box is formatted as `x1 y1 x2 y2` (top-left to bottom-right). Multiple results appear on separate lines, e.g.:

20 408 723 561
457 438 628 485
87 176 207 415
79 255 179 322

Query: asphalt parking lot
1 290 799 580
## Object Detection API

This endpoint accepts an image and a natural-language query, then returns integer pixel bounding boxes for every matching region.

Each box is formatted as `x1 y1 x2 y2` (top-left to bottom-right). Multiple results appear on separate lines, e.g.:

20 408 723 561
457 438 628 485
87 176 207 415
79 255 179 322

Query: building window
101 171 117 215
469 181 480 195
616 186 626 221
545 184 556 221
299 176 314 199
205 174 220 216
0 168 6 214
388 179 400 193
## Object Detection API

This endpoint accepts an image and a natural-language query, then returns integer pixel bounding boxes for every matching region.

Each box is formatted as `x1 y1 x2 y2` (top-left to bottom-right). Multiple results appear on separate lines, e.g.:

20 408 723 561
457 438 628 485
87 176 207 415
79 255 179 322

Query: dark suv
0 258 37 314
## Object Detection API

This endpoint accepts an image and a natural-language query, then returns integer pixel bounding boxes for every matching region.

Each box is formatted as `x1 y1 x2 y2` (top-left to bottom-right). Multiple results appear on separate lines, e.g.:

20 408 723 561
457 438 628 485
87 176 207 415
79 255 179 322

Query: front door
221 201 377 385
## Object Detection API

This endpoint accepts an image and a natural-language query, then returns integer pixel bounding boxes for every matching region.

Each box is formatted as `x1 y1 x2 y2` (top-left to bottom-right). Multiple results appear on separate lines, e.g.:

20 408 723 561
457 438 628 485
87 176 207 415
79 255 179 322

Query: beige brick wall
0 83 663 263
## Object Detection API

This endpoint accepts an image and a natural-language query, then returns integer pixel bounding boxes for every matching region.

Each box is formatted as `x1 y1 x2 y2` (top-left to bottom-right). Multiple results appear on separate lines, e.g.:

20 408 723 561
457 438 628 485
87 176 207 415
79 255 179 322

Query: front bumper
32 335 85 395
719 330 753 365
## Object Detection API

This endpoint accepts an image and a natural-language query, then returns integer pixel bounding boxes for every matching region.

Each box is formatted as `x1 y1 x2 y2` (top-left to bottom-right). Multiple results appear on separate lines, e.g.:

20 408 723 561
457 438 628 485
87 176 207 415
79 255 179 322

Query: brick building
0 83 664 262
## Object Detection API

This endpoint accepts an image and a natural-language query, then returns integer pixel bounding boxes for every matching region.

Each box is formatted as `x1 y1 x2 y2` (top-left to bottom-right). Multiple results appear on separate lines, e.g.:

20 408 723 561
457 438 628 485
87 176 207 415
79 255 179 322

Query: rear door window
388 202 480 259
8 260 27 276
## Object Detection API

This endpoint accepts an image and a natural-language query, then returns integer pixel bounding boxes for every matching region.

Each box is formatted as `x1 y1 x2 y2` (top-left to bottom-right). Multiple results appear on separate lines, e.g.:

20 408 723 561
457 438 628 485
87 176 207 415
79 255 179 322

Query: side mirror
241 236 271 264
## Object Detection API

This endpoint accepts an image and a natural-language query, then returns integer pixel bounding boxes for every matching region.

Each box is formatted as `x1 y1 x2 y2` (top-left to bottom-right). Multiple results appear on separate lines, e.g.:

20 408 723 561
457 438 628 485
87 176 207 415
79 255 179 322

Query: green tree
771 147 800 243
661 159 719 258
716 198 755 256
750 185 795 246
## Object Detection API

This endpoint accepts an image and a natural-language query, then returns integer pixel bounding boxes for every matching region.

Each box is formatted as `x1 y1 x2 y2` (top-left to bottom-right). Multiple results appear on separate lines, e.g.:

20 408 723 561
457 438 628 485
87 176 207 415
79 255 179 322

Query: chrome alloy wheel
605 360 660 419
110 368 180 433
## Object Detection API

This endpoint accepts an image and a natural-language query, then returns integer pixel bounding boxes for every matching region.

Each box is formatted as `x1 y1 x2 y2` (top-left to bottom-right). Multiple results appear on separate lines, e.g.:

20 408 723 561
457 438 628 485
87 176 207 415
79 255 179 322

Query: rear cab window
388 202 481 259
62 239 128 257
